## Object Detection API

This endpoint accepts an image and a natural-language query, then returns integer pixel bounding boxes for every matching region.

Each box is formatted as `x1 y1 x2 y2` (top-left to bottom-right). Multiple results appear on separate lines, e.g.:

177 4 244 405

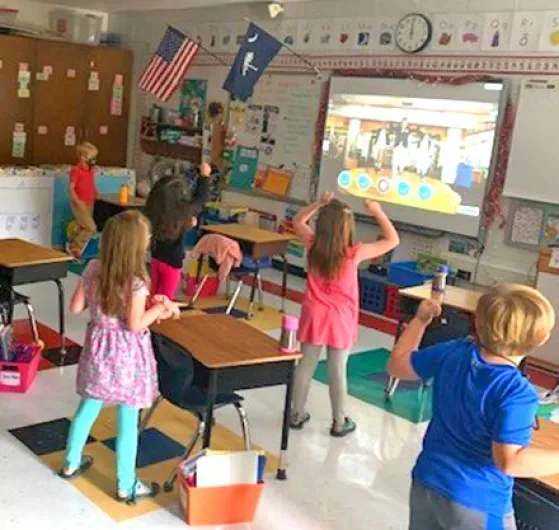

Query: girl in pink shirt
290 193 399 436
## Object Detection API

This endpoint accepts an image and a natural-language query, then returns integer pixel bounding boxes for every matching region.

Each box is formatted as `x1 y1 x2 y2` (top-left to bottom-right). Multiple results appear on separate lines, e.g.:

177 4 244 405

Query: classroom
2 0 559 529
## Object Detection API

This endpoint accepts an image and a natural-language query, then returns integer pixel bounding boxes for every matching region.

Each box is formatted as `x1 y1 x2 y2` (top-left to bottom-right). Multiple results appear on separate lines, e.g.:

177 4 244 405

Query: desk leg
202 370 218 449
247 266 260 320
195 254 204 284
277 360 295 481
384 316 405 401
281 255 288 314
54 279 66 356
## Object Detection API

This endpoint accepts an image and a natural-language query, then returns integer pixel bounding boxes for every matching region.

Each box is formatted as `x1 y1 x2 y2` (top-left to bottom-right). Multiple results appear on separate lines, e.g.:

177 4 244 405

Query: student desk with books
385 283 483 400
514 418 559 529
0 238 71 354
151 314 301 480
200 223 293 315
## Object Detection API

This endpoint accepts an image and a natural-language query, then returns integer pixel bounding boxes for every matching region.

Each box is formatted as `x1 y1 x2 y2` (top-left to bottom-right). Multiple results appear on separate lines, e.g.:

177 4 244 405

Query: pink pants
150 258 182 300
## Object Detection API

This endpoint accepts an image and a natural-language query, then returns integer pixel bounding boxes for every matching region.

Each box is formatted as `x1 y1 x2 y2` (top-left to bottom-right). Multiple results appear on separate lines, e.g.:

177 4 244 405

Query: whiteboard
230 73 322 202
504 79 559 204
0 176 54 246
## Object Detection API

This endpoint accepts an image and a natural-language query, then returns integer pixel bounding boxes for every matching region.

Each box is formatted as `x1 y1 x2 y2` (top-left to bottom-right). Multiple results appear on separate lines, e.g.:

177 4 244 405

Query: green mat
313 349 559 425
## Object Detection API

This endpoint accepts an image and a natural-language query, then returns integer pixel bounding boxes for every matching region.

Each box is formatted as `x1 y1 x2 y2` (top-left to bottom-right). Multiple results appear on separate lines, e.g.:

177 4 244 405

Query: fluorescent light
484 83 503 91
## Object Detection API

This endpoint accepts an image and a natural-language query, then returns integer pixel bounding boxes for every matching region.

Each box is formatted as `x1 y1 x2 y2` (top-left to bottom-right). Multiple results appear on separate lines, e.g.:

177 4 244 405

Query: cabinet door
33 41 88 164
0 36 36 164
84 47 133 166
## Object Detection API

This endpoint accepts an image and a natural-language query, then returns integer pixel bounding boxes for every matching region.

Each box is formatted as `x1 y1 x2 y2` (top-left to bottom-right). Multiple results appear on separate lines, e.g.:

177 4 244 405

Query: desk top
531 419 559 491
99 194 146 207
202 223 293 245
152 314 301 369
399 283 482 314
0 239 71 268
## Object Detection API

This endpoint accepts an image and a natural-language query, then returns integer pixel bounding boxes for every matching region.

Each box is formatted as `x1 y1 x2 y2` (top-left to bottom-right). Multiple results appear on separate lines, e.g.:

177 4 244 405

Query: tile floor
0 269 423 530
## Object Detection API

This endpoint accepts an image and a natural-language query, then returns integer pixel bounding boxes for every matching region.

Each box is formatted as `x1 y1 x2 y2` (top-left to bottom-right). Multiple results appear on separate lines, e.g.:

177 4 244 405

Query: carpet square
10 418 96 456
102 427 185 469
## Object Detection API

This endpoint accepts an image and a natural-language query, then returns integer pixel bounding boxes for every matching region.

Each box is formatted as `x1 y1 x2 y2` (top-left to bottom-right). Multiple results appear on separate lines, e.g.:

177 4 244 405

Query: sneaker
330 417 356 438
289 412 311 430
117 480 160 506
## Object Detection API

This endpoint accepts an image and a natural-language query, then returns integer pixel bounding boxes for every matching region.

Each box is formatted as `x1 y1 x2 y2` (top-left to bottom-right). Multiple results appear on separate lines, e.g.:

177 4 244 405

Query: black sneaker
330 417 356 438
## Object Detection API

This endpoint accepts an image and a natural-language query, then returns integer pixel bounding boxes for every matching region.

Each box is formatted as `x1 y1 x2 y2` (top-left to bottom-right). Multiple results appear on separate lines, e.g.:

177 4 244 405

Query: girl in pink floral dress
58 210 179 504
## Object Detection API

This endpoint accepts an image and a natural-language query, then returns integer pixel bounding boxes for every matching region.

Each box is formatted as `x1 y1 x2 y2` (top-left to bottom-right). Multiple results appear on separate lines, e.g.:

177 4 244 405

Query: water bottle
279 315 298 353
431 265 449 303
118 184 129 205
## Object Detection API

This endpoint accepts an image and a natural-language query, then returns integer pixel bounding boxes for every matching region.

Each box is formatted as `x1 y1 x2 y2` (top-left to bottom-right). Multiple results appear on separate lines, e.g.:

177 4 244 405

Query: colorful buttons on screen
377 178 391 194
357 174 372 191
418 184 433 201
337 171 351 189
398 181 411 197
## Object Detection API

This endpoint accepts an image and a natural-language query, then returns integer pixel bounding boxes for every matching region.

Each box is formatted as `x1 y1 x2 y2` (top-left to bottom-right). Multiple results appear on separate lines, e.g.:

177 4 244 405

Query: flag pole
172 24 230 67
243 17 321 77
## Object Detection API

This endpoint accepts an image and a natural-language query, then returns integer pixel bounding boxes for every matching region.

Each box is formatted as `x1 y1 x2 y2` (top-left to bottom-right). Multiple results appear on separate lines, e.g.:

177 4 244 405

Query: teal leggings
65 398 139 494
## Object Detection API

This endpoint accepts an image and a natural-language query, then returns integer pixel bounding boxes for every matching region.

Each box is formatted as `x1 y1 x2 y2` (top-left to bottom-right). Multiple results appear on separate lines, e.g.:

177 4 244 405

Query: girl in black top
144 162 211 299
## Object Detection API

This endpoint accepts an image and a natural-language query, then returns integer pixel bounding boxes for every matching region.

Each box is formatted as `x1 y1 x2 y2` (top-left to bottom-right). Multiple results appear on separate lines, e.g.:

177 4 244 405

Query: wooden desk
152 314 301 480
0 239 71 354
201 224 293 315
94 194 145 232
386 282 483 400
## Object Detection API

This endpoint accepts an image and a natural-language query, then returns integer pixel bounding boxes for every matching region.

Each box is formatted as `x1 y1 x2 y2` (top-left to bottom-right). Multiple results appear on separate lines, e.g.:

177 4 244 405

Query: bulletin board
505 198 559 250
227 73 323 202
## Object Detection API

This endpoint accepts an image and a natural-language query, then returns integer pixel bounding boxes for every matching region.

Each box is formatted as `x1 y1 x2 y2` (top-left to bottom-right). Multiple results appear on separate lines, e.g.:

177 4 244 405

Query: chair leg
234 403 252 450
225 278 243 315
164 414 204 492
139 395 163 434
225 277 231 300
189 274 209 307
256 273 264 311
23 301 40 344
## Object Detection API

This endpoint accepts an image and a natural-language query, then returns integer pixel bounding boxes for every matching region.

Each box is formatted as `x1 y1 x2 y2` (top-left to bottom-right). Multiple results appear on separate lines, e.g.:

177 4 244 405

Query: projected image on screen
319 78 503 236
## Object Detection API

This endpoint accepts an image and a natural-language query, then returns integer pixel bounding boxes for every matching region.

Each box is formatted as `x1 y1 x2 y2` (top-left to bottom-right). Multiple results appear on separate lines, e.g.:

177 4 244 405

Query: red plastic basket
0 344 43 394
384 284 402 320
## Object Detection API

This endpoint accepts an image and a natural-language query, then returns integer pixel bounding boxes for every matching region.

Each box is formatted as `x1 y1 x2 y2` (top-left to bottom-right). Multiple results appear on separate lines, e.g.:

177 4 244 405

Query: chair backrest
151 332 195 408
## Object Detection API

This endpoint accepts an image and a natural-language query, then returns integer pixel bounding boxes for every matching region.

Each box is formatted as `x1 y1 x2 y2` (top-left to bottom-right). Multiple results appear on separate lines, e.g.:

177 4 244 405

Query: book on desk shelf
179 450 266 488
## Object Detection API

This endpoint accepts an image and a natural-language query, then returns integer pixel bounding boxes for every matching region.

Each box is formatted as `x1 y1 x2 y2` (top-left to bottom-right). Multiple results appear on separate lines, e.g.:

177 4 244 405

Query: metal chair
140 332 251 492
0 286 40 343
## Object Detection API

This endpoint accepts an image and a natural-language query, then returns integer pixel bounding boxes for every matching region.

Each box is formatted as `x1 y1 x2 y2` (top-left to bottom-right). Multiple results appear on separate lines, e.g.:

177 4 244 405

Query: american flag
139 26 199 102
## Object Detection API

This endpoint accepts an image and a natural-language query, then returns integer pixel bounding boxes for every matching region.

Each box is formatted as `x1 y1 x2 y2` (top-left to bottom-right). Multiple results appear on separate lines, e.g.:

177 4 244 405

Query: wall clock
395 13 433 54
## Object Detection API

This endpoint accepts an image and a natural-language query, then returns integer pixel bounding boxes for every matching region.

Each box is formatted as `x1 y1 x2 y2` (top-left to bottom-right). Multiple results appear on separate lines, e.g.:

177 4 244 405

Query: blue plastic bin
359 271 389 314
388 261 433 288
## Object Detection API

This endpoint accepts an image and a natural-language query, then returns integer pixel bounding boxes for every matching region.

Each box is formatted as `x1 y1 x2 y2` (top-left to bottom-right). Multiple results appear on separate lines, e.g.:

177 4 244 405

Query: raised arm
293 192 333 246
354 201 400 263
190 162 212 215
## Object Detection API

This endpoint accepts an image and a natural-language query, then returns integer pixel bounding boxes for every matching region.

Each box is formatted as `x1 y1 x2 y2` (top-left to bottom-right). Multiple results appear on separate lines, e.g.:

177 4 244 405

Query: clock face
395 13 432 53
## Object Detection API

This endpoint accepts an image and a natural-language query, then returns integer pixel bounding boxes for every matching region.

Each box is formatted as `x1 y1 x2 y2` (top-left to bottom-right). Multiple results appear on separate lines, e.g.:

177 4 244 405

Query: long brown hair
308 199 354 281
144 176 194 242
97 210 151 317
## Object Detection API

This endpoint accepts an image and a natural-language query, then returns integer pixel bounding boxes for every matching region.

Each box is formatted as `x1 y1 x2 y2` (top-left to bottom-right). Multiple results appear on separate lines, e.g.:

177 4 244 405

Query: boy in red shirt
68 142 98 258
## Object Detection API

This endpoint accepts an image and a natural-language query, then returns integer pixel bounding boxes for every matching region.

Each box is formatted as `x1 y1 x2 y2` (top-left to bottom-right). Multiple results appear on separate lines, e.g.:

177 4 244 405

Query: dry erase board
504 79 559 205
228 73 323 202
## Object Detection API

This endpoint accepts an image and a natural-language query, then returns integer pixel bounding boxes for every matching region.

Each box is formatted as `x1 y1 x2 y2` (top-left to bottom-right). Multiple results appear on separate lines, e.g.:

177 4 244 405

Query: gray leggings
291 343 350 425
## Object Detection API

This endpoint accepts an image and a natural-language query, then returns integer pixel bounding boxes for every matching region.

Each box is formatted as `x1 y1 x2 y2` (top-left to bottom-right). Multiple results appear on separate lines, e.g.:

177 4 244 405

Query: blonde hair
475 284 555 357
308 199 354 281
97 210 151 317
77 141 98 160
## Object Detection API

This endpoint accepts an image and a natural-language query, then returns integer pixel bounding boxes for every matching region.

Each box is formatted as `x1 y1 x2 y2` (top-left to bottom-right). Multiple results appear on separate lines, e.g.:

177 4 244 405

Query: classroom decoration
139 26 200 102
223 23 282 102
229 146 258 190
180 79 208 126
505 201 545 249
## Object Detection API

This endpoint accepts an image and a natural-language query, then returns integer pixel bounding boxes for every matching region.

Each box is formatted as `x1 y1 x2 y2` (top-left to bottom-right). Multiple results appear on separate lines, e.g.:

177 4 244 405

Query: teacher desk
152 314 301 480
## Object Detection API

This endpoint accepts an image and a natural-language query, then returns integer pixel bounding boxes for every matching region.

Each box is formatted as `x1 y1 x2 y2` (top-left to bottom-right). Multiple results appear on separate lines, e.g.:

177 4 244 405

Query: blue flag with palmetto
223 23 282 102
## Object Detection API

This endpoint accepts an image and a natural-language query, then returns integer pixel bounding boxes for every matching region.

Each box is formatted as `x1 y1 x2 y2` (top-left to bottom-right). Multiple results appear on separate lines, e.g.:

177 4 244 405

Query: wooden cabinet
84 47 132 166
0 35 132 166
0 36 36 164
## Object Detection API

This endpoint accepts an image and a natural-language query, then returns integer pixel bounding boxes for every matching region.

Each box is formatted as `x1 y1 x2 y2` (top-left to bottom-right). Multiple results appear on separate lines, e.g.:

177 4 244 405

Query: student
388 284 558 530
58 210 179 504
290 194 400 436
67 142 99 259
144 162 211 299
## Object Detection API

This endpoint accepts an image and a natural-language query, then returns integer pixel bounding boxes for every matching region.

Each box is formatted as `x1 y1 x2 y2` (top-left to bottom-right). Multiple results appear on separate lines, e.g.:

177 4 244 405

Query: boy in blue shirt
388 284 557 530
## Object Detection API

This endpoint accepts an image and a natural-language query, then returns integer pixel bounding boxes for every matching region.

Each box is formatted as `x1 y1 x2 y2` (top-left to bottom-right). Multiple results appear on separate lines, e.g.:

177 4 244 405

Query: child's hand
161 301 180 320
320 192 334 205
200 162 212 178
365 200 383 217
416 299 441 325
152 294 170 306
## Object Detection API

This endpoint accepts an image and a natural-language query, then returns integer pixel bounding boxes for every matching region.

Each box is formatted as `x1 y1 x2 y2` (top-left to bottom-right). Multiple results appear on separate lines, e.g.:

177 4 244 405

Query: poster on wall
333 19 355 53
432 14 460 51
315 19 336 50
229 146 259 190
456 14 483 51
373 17 397 51
539 11 559 53
481 12 512 52
298 20 316 50
353 18 375 51
509 12 542 52
279 20 300 48
179 79 207 125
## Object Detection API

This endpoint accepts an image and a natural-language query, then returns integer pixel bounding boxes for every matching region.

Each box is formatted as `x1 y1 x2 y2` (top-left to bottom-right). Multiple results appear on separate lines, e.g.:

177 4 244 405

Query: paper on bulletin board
432 14 459 50
510 12 542 52
12 131 26 158
481 12 512 52
67 68 76 78
36 72 48 81
88 71 100 91
353 18 375 51
17 88 30 98
456 14 483 51
373 17 397 51
37 125 48 135
539 11 559 52
64 126 76 147
229 146 258 190
510 205 544 246
110 79 123 116
333 19 355 53
99 125 108 135
262 167 293 196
